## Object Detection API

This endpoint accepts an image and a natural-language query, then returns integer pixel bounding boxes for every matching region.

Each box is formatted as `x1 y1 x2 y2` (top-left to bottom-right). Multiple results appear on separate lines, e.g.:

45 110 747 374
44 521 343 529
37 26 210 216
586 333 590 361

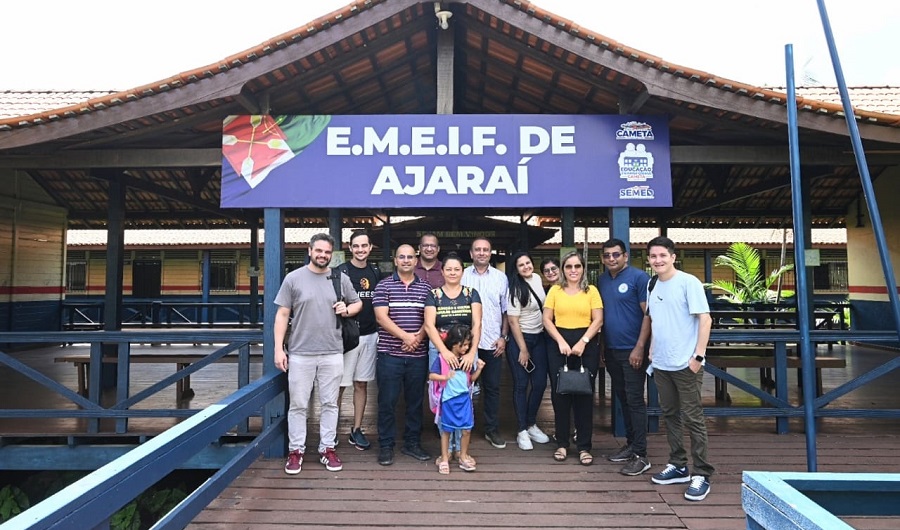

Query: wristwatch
581 336 590 344
694 354 706 365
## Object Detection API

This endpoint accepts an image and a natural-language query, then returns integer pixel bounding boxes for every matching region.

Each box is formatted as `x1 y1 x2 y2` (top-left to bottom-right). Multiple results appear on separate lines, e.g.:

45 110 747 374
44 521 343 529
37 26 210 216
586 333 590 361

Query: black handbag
556 360 593 395
331 270 360 353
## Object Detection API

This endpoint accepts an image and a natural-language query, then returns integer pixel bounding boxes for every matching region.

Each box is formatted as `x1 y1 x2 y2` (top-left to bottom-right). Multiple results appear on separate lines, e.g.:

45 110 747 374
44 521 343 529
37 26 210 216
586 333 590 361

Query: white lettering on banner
364 127 398 155
472 127 497 155
327 127 352 155
371 159 530 196
520 126 576 155
411 127 436 155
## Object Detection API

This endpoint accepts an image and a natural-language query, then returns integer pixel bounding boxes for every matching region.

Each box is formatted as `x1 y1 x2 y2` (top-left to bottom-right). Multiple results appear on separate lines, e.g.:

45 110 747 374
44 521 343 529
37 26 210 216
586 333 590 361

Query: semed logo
616 121 655 140
619 186 655 199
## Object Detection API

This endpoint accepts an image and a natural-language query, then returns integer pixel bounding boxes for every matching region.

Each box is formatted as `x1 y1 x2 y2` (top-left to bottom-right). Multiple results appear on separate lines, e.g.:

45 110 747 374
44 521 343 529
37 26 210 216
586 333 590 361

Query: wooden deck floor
4 341 900 528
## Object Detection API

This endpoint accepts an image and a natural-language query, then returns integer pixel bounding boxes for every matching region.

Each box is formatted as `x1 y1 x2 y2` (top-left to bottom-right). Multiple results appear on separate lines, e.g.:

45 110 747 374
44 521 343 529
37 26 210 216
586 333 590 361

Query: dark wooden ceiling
1 0 899 230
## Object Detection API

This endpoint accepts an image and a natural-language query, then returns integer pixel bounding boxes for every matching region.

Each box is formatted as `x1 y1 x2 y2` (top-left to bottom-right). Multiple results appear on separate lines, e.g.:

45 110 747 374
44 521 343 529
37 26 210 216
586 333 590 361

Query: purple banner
220 114 671 208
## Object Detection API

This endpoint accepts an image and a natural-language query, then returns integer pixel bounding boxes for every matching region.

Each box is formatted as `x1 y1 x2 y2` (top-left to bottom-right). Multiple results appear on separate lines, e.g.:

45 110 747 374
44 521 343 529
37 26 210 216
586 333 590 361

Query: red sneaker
284 449 303 475
319 447 343 472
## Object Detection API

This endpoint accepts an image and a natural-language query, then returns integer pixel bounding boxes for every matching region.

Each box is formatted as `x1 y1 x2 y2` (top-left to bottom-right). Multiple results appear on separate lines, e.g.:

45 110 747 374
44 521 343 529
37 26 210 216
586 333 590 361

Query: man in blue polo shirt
598 238 652 476
373 243 433 466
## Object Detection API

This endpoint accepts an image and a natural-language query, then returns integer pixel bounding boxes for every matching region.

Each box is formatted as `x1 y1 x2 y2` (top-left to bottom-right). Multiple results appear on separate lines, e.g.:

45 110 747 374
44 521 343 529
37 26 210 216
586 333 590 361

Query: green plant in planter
706 242 794 303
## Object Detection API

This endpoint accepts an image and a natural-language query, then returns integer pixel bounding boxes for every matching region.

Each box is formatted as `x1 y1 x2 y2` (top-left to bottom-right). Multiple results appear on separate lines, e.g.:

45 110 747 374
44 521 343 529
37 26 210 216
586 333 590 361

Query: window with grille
209 261 237 292
66 262 87 292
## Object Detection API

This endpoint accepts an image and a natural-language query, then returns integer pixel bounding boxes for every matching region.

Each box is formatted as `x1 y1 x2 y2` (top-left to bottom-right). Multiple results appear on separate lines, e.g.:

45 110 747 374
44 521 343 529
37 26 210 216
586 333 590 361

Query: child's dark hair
444 324 472 350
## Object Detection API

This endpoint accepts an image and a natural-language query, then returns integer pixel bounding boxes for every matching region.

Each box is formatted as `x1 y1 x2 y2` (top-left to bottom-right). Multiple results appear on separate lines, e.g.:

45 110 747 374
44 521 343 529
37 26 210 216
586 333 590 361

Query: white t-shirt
507 274 545 335
647 271 709 371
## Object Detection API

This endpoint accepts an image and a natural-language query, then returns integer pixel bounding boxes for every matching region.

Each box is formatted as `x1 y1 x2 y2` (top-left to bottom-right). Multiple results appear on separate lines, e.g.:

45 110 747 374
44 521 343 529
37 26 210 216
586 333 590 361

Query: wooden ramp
190 428 900 530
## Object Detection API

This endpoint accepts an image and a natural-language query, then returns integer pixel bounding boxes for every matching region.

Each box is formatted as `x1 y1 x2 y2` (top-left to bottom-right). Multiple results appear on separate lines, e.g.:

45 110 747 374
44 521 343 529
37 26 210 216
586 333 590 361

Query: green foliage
705 242 795 303
139 485 187 518
0 485 30 522
111 501 140 530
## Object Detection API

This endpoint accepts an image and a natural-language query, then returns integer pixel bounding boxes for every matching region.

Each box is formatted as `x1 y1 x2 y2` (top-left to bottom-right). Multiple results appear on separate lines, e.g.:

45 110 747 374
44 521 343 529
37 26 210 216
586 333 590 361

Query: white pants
287 353 343 454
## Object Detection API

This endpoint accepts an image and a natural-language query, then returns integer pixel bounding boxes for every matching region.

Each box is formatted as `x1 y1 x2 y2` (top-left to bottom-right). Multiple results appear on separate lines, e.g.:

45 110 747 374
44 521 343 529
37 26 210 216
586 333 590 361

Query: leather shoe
400 444 431 461
378 447 394 466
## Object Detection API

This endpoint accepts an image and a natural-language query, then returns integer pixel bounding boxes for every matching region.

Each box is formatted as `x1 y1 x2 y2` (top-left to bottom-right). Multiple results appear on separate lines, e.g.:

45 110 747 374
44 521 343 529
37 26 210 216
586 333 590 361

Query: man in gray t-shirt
274 233 361 476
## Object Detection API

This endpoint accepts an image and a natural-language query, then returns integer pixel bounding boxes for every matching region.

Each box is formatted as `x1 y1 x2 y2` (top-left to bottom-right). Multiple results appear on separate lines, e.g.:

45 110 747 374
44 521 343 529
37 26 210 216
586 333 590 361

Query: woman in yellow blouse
543 251 603 465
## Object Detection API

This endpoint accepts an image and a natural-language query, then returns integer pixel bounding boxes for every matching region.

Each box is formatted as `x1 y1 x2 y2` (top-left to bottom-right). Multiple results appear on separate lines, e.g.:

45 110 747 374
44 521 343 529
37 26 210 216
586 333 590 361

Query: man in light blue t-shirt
644 236 714 502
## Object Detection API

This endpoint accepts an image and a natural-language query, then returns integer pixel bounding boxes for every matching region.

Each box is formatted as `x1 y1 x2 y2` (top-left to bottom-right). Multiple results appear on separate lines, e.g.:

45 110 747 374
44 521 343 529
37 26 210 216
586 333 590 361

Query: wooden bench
55 352 263 399
706 348 845 401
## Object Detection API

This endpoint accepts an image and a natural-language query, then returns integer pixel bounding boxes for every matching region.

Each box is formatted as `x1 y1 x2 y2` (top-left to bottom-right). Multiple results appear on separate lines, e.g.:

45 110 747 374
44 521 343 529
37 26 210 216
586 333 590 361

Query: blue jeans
478 348 503 433
377 353 428 449
506 332 548 432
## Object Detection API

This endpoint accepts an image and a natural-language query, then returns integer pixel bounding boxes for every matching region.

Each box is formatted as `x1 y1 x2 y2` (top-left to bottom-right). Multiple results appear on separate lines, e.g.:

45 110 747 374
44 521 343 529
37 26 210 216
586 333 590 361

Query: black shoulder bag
331 269 360 353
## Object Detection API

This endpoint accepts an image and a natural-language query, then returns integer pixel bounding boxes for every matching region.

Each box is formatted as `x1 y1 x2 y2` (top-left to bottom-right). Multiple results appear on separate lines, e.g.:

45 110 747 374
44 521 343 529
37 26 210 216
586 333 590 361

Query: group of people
273 231 714 502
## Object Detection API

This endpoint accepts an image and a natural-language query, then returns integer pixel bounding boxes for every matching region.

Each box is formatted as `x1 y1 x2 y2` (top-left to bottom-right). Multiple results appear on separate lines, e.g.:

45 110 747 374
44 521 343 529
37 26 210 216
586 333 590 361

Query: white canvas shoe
526 424 551 444
516 430 533 450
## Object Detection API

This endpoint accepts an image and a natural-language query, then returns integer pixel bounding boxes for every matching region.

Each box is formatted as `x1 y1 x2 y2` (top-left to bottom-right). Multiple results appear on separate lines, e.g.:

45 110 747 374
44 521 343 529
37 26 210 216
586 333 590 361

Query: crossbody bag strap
525 282 543 310
330 268 343 329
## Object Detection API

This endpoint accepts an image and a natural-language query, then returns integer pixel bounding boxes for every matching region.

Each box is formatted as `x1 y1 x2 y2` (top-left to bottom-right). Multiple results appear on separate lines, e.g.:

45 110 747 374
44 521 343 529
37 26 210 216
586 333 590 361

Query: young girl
429 324 485 474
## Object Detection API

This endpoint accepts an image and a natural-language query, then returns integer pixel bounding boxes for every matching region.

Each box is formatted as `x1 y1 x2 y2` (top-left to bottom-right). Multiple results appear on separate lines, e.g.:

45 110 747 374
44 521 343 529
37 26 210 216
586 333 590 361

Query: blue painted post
785 44 817 470
249 220 260 326
201 250 210 325
816 0 900 342
263 208 286 458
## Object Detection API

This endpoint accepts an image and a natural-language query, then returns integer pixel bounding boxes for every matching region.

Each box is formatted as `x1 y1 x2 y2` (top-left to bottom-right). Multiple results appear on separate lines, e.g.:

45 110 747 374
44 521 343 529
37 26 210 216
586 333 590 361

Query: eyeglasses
602 251 623 259
396 254 416 260
564 263 583 270
542 266 558 274
419 243 437 248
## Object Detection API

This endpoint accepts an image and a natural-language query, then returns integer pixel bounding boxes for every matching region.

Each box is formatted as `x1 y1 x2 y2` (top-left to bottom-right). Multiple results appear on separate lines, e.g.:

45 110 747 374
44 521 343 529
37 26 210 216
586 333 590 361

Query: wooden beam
671 145 900 166
0 149 222 169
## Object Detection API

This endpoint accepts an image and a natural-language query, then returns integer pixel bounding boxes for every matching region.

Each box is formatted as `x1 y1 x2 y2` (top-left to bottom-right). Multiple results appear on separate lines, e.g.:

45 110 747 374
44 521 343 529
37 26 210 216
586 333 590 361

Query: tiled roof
1 0 899 128
66 227 847 247
787 87 900 116
0 90 116 119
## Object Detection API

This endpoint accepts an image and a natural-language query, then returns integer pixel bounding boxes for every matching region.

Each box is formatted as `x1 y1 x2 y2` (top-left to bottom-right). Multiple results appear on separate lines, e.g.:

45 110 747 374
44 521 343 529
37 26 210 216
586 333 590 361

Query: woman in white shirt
507 251 551 450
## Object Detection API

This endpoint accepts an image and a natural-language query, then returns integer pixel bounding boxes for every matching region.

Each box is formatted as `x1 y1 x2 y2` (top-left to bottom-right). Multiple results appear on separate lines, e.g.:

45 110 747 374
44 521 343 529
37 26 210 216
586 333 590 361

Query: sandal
459 455 477 472
436 457 450 475
579 450 594 466
553 447 567 462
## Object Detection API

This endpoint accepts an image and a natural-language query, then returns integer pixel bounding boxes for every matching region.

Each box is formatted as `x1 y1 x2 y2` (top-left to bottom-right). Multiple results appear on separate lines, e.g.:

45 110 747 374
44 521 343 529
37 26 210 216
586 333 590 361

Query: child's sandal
436 457 450 475
553 447 567 461
459 455 476 472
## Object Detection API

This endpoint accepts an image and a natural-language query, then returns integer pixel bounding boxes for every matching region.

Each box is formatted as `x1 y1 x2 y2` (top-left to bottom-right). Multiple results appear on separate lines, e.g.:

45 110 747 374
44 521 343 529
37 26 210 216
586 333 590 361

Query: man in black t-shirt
337 230 381 450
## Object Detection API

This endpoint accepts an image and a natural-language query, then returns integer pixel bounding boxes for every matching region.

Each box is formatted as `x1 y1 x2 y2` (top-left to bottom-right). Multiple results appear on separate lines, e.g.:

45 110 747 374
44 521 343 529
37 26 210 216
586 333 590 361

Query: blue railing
742 471 900 529
1 371 285 530
0 330 268 471
61 301 264 330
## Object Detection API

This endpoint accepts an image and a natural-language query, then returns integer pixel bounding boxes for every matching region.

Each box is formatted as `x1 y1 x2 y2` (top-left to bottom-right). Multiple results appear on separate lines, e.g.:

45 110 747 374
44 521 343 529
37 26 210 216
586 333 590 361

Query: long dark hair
508 251 536 308
444 323 472 351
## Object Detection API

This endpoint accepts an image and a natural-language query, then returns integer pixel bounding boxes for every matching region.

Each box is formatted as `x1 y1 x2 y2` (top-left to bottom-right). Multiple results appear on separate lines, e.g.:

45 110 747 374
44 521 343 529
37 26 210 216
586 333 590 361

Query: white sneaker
526 424 550 444
516 430 533 451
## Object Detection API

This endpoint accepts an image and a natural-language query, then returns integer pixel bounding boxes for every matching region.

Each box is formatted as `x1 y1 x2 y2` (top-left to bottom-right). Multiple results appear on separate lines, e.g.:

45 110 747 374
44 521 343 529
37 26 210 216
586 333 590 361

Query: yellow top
545 285 603 329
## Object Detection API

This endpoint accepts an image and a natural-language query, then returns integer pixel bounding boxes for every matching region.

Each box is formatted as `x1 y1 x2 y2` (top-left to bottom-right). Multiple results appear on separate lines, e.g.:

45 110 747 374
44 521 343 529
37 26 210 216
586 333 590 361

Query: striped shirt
373 272 431 357
462 265 509 350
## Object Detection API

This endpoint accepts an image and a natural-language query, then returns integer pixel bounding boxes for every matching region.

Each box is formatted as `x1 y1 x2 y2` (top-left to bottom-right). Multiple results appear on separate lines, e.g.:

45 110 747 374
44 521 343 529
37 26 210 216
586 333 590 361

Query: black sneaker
348 428 371 450
608 444 634 462
620 455 651 476
400 444 431 461
485 430 507 449
378 447 394 466
651 464 691 485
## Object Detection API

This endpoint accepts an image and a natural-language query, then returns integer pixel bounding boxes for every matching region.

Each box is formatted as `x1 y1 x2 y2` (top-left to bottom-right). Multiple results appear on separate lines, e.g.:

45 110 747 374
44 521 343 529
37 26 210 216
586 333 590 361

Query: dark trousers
605 348 648 456
477 348 503 433
376 353 427 449
547 327 599 452
506 332 548 432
